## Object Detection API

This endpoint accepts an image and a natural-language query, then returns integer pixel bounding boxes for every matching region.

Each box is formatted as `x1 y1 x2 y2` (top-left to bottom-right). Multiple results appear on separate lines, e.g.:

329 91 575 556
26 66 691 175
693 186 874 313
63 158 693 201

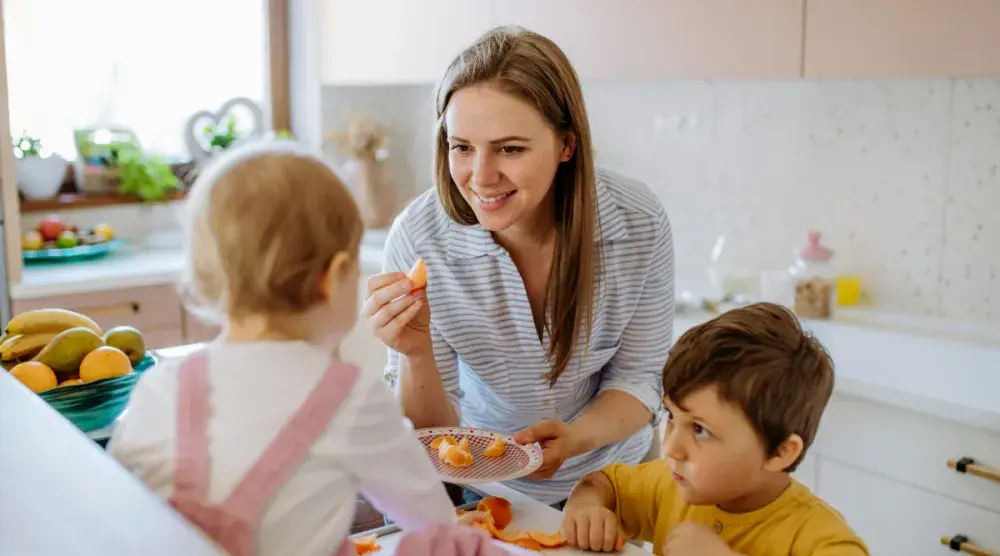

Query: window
4 0 268 161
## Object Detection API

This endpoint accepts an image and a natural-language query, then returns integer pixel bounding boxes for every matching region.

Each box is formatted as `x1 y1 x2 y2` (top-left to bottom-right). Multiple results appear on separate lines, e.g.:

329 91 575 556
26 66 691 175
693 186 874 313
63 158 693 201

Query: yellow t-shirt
601 459 868 556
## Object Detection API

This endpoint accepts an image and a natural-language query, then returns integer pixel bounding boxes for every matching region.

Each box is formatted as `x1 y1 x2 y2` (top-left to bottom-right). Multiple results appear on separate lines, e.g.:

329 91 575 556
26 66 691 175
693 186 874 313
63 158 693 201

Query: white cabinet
819 459 1000 556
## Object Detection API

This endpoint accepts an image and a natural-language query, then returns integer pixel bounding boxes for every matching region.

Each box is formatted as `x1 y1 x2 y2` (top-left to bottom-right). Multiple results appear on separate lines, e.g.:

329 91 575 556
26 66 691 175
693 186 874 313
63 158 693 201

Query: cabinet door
490 0 804 79
805 0 1000 77
818 459 1000 556
321 0 492 85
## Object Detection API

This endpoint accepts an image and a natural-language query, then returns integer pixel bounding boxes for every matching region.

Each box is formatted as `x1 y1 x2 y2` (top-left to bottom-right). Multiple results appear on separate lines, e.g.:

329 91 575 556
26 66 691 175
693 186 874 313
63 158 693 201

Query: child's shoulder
784 482 868 553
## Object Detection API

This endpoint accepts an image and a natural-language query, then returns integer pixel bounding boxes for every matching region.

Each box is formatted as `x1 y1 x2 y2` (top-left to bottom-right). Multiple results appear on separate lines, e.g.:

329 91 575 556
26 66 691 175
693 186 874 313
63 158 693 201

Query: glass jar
790 231 836 319
707 213 760 301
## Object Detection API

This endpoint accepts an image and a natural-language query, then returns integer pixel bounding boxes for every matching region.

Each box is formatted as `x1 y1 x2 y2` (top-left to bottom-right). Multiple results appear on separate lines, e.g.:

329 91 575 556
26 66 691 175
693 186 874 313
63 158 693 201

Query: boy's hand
562 505 626 553
662 522 737 556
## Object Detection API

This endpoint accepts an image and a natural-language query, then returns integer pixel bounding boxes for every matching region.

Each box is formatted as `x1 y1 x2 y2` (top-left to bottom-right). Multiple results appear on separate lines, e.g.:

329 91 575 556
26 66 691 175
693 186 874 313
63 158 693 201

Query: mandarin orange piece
477 497 513 530
526 531 568 548
408 258 427 290
508 538 544 551
483 436 506 458
353 534 380 555
457 437 471 453
430 435 458 449
444 445 474 468
438 438 456 460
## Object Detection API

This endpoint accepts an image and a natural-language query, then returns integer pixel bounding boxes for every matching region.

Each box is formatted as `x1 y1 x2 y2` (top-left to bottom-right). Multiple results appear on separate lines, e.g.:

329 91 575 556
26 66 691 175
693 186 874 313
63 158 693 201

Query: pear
103 326 146 366
32 327 104 374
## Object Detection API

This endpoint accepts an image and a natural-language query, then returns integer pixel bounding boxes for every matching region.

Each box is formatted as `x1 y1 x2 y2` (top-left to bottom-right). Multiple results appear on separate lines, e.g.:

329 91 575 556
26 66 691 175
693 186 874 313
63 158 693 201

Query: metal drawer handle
941 534 997 556
948 457 1000 484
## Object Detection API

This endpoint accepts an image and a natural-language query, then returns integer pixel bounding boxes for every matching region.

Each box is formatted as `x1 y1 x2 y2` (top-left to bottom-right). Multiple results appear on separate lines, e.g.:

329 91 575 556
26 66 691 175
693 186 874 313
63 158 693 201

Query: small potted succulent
13 132 69 199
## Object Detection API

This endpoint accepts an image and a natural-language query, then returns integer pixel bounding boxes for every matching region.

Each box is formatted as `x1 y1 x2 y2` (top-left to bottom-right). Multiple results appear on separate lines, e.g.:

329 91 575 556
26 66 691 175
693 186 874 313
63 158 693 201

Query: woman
363 26 675 505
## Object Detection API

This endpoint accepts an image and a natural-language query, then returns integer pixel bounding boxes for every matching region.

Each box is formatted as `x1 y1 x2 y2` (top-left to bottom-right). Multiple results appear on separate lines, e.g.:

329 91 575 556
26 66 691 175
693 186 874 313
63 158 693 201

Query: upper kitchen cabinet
805 0 1000 77
321 0 491 85
489 0 805 80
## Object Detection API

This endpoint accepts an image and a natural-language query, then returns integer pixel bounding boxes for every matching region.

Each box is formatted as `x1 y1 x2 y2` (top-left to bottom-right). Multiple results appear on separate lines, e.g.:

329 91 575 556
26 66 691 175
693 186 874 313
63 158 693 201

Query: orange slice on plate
458 437 471 453
483 436 506 458
443 445 474 468
430 435 458 449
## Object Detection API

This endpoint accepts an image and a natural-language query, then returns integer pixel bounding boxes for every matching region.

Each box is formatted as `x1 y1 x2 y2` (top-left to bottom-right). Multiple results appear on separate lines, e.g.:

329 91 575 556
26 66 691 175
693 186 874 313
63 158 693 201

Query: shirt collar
445 174 628 260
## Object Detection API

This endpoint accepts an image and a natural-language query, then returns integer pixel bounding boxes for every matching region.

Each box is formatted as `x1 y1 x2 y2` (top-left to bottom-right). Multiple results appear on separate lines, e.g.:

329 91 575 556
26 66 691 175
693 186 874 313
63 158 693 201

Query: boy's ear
764 434 804 473
319 251 353 300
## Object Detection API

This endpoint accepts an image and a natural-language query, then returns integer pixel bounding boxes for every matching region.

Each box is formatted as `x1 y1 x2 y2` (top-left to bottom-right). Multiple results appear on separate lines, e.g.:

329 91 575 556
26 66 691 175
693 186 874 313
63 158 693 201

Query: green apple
55 230 79 249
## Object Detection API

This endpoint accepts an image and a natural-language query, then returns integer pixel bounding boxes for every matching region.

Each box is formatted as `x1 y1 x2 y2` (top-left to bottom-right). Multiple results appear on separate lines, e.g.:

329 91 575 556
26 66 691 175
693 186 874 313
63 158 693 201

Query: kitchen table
0 370 224 556
364 482 654 555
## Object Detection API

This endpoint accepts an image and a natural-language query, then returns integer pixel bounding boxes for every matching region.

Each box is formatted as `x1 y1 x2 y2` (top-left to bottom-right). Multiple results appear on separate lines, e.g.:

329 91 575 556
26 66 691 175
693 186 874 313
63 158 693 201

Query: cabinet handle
948 457 1000 484
941 535 997 556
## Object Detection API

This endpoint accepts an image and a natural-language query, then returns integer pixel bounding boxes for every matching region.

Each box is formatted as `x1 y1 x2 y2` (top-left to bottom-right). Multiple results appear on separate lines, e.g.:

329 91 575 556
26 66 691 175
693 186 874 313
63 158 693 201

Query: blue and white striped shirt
383 168 675 503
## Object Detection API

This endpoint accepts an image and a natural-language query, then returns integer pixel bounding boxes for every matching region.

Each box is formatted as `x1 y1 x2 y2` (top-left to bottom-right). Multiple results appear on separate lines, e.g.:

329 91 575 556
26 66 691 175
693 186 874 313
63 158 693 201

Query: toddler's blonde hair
180 140 363 325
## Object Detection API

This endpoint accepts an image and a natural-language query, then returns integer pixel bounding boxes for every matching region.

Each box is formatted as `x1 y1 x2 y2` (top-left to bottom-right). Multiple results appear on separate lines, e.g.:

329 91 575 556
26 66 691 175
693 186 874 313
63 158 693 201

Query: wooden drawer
12 285 184 333
815 394 1000 513
818 459 1000 556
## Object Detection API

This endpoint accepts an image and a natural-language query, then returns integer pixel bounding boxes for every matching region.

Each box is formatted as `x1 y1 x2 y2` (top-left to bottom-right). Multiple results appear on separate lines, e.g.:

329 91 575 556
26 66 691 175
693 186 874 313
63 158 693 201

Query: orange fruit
484 437 506 458
10 361 57 393
437 437 456 460
443 445 474 468
58 378 83 388
457 437 471 453
79 346 133 383
477 497 513 529
408 258 427 290
353 534 380 555
430 435 457 449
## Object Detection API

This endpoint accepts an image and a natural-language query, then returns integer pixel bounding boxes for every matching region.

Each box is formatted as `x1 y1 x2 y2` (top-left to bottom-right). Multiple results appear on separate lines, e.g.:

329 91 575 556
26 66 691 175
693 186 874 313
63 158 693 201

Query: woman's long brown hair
433 25 602 385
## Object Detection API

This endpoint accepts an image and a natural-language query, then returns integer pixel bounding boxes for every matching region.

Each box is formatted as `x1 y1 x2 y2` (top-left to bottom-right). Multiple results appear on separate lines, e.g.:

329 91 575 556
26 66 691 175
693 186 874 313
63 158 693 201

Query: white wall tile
321 77 1000 324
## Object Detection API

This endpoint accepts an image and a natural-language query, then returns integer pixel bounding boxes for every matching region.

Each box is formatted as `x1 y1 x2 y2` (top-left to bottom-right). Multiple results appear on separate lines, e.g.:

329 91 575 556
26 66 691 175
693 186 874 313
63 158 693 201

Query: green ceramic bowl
38 352 157 432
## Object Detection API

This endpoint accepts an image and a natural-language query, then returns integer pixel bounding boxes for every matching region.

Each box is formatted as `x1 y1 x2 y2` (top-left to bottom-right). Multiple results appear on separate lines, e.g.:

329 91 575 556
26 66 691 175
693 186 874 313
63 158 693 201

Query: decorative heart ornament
183 97 264 161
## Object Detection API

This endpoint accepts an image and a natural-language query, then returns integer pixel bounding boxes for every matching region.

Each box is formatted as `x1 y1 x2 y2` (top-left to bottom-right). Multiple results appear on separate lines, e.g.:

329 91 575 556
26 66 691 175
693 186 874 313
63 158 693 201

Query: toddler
561 302 868 555
107 141 459 556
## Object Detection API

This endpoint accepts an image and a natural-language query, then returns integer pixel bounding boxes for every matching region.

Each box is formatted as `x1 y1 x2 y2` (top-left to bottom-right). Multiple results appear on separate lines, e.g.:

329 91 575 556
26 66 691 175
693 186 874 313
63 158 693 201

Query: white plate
415 427 543 485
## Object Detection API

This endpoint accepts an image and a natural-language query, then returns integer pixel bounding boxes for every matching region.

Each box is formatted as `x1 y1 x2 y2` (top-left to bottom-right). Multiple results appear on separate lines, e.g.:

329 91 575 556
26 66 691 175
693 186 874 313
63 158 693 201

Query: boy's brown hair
662 302 834 471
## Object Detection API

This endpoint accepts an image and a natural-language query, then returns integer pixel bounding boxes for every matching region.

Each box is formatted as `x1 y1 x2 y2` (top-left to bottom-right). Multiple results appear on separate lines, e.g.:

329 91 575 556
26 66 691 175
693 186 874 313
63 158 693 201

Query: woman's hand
514 419 581 480
363 272 432 357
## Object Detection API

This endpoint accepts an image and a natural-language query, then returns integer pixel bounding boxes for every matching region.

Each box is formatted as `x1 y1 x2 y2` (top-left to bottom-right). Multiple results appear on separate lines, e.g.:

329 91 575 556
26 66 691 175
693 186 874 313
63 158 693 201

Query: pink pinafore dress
166 352 358 556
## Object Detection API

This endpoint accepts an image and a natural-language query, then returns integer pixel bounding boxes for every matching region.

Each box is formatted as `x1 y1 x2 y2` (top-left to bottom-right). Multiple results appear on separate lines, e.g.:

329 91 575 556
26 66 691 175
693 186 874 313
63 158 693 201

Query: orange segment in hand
408 258 427 290
483 436 506 458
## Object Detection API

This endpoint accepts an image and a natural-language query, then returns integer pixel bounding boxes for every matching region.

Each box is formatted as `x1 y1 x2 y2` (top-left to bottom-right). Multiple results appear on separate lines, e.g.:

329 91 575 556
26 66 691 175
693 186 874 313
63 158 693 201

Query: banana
0 331 58 361
5 308 103 337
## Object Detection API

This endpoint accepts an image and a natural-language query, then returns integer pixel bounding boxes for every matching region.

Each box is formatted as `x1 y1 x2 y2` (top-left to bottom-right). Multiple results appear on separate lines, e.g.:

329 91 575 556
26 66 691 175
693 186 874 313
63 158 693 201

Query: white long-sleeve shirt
108 340 456 556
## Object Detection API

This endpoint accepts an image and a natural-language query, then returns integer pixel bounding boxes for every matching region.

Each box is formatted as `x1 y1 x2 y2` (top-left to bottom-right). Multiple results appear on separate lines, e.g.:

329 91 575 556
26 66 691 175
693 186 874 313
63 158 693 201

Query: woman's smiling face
444 84 573 233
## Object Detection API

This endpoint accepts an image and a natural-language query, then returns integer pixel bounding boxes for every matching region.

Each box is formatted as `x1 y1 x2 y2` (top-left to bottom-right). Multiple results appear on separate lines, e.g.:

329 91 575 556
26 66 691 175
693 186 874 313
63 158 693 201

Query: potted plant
12 132 69 200
116 151 181 202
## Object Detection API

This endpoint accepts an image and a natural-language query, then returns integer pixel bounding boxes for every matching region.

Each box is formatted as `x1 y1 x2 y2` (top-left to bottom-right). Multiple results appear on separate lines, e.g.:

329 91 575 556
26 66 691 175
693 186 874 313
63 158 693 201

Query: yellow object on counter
835 276 863 306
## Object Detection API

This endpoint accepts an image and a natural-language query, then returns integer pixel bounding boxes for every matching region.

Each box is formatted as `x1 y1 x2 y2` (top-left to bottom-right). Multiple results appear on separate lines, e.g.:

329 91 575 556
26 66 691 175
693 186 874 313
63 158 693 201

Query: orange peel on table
469 497 568 552
353 534 381 555
483 436 506 458
408 258 427 291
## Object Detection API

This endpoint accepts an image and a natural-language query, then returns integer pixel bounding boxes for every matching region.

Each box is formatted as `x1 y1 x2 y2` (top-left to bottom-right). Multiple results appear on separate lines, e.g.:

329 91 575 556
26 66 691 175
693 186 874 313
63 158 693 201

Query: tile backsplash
323 78 1000 324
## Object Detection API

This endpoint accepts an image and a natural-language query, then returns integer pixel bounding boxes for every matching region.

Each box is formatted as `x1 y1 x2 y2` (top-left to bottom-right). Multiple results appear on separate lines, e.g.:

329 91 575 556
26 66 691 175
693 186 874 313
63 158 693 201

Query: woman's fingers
363 275 414 318
379 298 424 341
371 292 421 329
365 271 408 297
513 419 563 445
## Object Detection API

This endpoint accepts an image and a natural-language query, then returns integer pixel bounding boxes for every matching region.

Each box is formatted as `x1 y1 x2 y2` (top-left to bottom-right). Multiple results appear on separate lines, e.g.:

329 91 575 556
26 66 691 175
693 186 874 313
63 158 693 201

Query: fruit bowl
38 352 157 432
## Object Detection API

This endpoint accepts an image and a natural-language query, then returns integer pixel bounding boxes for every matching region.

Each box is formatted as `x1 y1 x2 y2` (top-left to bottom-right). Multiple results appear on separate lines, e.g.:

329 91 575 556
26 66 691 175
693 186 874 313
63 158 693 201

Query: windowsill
20 190 188 213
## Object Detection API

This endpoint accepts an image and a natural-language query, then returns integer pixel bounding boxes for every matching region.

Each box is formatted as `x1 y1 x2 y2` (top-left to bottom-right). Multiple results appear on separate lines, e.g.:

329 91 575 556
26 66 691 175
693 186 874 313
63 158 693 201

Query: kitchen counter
367 482 653 555
11 237 388 300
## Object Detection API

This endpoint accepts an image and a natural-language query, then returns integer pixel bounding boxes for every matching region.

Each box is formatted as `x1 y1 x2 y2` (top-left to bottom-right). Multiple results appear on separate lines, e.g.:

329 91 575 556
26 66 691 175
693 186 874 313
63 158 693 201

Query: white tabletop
370 482 653 555
0 371 224 556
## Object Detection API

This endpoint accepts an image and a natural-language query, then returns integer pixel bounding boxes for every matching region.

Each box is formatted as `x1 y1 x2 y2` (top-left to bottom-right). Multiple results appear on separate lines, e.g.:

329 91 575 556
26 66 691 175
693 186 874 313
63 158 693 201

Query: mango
31 327 104 374
103 326 146 366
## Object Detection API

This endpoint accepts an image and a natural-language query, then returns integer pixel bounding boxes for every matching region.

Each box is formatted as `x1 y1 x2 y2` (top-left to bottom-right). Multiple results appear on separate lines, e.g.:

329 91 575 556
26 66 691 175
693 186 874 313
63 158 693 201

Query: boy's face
662 385 772 508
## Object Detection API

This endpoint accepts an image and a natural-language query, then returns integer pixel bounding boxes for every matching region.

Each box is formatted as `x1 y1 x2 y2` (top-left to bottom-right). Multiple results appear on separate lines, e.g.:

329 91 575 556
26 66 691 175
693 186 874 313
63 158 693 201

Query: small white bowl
16 155 69 199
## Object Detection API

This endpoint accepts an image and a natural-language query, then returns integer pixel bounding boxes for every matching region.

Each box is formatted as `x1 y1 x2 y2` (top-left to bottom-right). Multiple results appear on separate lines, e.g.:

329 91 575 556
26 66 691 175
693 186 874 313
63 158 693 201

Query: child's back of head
181 140 364 340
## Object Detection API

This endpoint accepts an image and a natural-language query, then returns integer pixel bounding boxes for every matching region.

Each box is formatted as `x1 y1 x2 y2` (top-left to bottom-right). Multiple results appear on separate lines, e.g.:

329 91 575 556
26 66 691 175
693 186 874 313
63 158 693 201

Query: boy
562 303 868 555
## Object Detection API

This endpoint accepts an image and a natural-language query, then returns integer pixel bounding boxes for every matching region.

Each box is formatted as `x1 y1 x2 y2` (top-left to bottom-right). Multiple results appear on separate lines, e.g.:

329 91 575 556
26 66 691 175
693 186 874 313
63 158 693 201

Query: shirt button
712 521 723 533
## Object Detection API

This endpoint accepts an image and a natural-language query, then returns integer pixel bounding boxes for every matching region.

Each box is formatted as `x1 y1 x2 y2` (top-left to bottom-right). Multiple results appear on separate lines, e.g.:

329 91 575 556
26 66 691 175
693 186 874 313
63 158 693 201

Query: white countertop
369 482 652 555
